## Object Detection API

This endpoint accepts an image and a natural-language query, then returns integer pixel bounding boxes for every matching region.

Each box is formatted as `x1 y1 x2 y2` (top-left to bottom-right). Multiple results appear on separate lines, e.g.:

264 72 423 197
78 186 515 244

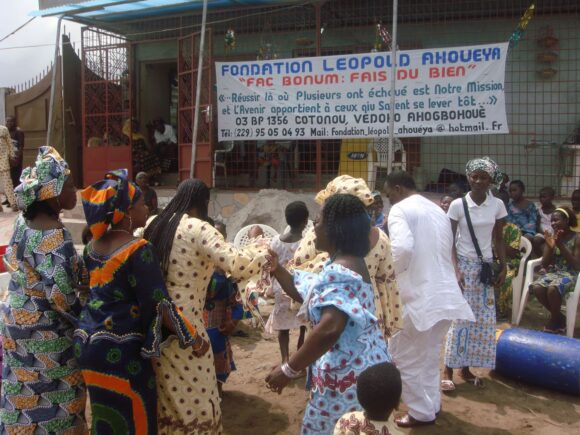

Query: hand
456 270 465 291
218 320 237 336
553 229 565 247
544 229 556 249
192 338 210 357
265 365 290 394
493 267 507 288
249 225 264 239
268 249 279 273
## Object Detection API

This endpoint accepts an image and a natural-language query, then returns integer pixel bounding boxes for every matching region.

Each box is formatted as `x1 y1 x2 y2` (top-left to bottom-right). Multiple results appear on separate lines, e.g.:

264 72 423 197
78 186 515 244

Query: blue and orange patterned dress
1 215 87 434
294 262 391 434
203 271 243 384
74 238 201 434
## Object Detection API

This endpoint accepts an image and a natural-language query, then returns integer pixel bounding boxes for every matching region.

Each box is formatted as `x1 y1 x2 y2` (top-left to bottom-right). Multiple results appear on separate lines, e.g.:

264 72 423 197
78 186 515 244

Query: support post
388 0 398 173
190 0 209 178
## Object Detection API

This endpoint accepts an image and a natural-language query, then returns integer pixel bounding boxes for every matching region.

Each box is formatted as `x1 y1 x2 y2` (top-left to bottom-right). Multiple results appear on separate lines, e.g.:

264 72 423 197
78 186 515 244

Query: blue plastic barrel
495 328 580 396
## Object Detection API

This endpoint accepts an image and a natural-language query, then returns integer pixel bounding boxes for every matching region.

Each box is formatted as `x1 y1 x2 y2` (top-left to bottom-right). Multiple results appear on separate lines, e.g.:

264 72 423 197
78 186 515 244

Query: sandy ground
222 302 580 435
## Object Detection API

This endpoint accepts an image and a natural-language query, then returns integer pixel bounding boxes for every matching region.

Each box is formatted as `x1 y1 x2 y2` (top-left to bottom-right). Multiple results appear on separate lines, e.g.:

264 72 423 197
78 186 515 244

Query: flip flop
440 379 456 392
462 375 484 387
395 414 436 428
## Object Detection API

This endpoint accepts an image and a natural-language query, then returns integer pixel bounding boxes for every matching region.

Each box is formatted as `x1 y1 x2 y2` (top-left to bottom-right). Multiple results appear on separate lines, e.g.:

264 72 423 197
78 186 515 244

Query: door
81 27 132 186
178 29 213 184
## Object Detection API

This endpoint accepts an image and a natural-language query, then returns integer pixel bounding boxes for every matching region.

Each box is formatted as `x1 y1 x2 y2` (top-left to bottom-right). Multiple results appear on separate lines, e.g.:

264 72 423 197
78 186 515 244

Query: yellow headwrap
314 175 374 206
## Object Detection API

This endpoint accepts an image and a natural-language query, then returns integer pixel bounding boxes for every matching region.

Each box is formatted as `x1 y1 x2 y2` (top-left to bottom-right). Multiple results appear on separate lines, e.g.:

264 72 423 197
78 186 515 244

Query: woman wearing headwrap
291 175 403 337
442 157 507 390
1 146 87 434
0 126 17 211
75 169 207 434
144 179 271 435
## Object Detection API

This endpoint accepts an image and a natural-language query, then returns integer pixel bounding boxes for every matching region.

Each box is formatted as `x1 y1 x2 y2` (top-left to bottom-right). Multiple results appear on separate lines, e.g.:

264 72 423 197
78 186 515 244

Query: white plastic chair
516 257 543 326
213 141 235 188
233 224 278 248
511 237 533 324
517 257 580 337
367 137 406 190
283 219 314 237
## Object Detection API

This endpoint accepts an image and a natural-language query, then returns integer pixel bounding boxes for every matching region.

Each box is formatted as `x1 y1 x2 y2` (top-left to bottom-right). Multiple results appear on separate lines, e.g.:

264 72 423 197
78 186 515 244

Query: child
135 171 159 215
203 221 244 396
439 194 454 213
370 191 386 231
532 186 556 257
571 189 580 232
507 180 538 241
266 201 309 363
334 362 403 435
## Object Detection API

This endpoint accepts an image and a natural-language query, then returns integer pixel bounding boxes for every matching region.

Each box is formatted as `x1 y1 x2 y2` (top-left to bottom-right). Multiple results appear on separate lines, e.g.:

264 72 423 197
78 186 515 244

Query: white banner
216 42 509 141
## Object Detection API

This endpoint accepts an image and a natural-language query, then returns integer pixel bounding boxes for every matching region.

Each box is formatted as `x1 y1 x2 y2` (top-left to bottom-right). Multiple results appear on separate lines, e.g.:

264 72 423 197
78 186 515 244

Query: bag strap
462 196 484 261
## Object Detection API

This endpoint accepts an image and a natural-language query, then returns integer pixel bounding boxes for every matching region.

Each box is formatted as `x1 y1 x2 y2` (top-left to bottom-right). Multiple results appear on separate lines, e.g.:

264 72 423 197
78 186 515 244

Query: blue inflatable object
495 328 580 396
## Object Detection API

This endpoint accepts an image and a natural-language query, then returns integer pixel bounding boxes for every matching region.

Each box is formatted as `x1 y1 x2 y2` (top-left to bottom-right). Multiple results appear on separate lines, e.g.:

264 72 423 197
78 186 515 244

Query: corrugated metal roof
32 0 307 21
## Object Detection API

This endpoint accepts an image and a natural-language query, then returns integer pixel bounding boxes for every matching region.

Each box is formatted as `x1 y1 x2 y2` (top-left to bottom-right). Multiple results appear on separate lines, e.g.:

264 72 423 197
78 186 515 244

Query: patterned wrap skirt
444 255 497 369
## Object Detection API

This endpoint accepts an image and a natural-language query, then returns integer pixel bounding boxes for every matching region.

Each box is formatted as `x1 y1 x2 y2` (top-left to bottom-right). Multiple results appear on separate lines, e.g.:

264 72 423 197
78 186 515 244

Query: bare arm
287 307 346 371
272 265 303 303
554 234 580 270
493 218 507 286
450 218 464 288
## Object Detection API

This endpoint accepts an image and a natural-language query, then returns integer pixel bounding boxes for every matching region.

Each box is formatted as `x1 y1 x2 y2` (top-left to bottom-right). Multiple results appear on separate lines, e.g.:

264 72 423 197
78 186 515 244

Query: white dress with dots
155 216 269 435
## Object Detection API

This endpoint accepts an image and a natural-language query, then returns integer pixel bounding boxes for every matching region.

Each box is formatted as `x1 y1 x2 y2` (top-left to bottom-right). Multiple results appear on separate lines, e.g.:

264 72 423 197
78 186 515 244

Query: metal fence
95 0 580 196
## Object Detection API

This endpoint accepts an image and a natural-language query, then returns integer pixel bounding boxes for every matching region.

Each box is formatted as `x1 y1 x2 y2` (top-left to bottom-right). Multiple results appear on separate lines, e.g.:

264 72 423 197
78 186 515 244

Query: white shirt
154 124 177 144
388 194 475 331
448 193 507 260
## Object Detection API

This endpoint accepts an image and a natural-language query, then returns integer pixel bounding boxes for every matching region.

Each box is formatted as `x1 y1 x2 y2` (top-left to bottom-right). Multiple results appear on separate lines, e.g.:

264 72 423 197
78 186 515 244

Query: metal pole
190 0 209 178
388 0 398 172
47 14 64 146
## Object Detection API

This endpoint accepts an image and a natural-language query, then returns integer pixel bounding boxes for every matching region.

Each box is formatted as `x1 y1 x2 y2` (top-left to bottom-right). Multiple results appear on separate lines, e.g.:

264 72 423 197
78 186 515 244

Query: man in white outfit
384 172 475 428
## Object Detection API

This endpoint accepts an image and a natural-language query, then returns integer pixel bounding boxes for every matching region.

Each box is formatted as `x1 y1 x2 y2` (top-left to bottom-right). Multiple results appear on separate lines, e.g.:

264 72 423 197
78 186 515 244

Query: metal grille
81 27 133 185
88 0 580 195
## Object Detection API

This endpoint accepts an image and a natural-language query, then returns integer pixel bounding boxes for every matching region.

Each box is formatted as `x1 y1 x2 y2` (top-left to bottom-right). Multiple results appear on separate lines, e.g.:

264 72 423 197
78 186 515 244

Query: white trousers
389 316 451 422
0 170 16 207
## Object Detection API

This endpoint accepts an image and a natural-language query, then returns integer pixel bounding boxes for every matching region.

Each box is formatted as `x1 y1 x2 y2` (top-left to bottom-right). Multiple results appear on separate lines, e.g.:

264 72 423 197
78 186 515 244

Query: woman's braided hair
322 193 371 258
144 179 210 275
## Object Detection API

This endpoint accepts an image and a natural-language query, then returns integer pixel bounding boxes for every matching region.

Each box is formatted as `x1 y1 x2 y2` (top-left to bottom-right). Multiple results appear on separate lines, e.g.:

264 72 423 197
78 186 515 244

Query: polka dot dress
155 216 270 434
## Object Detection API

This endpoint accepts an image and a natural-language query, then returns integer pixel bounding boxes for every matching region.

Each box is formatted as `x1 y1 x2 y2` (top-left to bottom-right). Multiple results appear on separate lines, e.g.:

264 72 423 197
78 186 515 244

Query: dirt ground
222 300 580 435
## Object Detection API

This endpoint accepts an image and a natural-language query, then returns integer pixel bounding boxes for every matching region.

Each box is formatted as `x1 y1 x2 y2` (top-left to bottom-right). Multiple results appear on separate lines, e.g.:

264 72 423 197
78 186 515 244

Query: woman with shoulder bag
441 157 507 390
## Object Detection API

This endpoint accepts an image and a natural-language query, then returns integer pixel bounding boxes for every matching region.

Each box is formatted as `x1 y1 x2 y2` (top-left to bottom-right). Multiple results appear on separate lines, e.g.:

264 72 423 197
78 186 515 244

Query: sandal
395 414 436 428
440 379 456 392
461 374 484 387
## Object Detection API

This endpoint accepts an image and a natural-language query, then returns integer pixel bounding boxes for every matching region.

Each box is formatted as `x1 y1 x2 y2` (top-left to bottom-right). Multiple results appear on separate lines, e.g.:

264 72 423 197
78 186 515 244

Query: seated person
530 207 580 333
123 118 161 181
334 362 403 434
152 118 177 172
532 186 556 258
135 172 159 215
507 180 537 241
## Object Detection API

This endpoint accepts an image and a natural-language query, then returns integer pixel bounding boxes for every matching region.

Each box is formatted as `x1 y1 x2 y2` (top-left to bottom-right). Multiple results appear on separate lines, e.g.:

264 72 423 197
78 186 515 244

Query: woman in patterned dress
1 146 87 434
529 206 580 333
496 222 522 318
266 194 392 434
291 175 403 337
75 170 205 434
144 179 271 435
443 157 507 388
